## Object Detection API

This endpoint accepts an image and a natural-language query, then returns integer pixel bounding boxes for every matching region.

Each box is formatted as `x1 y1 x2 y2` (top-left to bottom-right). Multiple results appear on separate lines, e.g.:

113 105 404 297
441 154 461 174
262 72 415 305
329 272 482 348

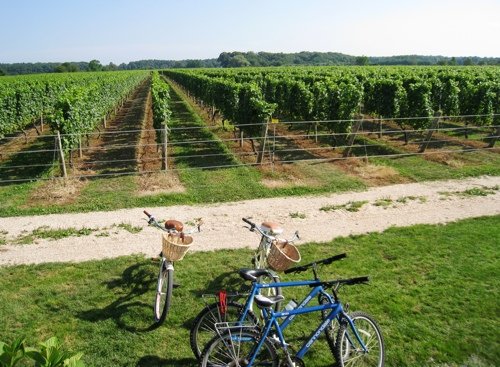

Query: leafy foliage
0 337 84 367
0 337 26 367
0 71 148 140
151 71 171 142
164 66 499 139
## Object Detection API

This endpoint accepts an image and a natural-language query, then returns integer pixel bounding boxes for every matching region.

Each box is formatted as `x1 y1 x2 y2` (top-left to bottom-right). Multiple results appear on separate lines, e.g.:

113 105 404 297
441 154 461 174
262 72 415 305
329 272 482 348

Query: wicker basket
267 240 301 272
162 233 194 261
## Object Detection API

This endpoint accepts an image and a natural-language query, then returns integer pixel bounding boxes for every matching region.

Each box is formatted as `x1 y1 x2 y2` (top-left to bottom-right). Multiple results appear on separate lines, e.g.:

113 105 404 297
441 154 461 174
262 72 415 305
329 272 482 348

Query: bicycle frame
220 281 369 366
243 218 299 270
233 280 334 339
253 235 272 269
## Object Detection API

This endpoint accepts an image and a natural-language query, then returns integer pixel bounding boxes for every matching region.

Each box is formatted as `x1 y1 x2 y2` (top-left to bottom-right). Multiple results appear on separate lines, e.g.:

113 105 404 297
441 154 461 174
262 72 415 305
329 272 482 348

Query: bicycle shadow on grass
181 269 250 329
136 355 196 367
77 261 161 332
189 269 250 297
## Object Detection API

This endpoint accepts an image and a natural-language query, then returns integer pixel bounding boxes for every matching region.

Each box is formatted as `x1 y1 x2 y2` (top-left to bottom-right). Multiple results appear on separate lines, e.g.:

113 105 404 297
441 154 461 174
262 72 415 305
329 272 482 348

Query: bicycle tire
256 273 283 313
200 328 279 367
319 294 338 362
190 301 258 360
335 311 385 367
154 259 173 323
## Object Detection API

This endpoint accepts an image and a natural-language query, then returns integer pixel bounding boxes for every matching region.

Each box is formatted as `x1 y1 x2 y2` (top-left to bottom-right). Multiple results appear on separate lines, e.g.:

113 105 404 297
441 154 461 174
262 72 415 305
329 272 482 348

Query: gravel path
1 176 499 266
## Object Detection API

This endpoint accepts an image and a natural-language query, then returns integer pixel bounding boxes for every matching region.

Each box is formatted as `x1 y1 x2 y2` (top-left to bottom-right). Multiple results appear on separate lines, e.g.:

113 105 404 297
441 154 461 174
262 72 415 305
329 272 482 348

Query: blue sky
1 0 499 64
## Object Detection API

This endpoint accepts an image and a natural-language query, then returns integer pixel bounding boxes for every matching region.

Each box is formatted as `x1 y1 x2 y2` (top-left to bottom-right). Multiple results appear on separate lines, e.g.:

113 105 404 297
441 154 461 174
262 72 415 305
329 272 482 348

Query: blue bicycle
190 254 348 360
200 276 385 367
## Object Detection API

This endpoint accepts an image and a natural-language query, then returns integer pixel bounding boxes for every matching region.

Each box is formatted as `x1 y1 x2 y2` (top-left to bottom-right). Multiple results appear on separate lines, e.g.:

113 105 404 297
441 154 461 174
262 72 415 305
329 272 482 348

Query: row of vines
0 71 149 150
163 66 500 137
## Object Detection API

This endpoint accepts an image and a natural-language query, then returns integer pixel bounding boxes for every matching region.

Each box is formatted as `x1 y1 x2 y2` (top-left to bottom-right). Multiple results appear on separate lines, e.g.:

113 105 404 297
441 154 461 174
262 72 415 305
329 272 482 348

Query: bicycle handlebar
242 217 256 229
144 210 202 234
284 253 347 274
319 276 370 289
241 217 298 243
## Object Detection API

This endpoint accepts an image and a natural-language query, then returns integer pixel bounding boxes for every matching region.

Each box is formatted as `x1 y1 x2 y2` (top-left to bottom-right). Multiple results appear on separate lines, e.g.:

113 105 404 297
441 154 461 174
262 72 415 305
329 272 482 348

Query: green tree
55 62 78 73
0 69 5 76
88 59 102 71
186 59 203 68
463 57 473 66
103 62 118 71
229 54 251 67
355 55 369 65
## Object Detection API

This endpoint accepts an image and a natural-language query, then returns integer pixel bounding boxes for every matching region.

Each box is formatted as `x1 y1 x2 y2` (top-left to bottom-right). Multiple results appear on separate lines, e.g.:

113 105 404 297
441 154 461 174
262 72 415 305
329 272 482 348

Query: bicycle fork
342 311 369 354
157 259 174 295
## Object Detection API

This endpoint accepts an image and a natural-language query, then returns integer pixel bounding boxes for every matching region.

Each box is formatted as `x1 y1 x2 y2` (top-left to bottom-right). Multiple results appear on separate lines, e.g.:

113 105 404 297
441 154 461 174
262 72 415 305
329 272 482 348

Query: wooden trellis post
419 112 441 153
257 121 269 164
343 117 364 158
162 124 169 171
56 131 67 179
487 126 500 148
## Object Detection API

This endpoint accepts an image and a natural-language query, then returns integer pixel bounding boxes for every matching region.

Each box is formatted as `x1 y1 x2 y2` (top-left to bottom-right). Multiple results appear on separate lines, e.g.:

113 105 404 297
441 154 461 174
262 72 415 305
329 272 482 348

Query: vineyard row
163 66 500 137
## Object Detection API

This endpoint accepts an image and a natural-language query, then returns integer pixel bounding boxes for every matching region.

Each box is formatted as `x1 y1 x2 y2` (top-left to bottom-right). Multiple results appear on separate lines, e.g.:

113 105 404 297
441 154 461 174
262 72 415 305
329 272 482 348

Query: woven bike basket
267 240 301 272
162 233 194 261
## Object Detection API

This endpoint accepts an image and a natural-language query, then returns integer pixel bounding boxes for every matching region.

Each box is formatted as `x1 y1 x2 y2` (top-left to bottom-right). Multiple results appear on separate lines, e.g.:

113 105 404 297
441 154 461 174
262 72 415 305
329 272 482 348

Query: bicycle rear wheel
190 301 258 360
154 259 173 323
335 311 385 367
200 329 279 367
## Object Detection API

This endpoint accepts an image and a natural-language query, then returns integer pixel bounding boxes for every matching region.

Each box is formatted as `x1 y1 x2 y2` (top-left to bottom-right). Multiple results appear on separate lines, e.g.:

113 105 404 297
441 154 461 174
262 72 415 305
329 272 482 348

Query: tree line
2 52 499 75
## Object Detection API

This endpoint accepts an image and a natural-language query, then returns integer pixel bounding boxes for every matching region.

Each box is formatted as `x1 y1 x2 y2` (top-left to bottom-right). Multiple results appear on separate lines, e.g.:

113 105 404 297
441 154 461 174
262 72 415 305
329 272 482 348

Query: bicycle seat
165 219 183 232
261 221 283 235
238 268 275 282
254 294 285 309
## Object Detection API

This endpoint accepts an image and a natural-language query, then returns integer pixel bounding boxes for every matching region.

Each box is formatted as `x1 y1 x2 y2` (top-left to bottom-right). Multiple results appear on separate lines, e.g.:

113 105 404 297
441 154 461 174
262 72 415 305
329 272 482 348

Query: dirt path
0 176 499 266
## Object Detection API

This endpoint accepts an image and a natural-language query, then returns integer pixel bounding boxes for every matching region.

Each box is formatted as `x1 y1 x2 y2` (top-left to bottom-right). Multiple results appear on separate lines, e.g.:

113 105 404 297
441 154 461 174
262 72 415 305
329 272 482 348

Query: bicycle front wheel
335 311 385 367
190 301 258 360
154 259 173 323
200 329 279 367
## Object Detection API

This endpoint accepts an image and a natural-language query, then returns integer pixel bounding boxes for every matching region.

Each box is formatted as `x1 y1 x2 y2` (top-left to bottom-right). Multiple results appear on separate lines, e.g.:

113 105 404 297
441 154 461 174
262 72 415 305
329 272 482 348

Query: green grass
373 197 393 208
439 185 499 199
320 200 369 212
396 195 427 204
1 216 498 366
6 223 143 245
15 226 95 245
372 151 500 182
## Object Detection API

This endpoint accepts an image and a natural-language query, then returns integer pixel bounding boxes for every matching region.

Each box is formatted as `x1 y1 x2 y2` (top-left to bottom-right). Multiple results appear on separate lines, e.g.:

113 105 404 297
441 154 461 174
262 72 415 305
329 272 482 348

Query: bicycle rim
336 311 385 367
190 301 257 360
200 329 278 367
154 261 173 323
